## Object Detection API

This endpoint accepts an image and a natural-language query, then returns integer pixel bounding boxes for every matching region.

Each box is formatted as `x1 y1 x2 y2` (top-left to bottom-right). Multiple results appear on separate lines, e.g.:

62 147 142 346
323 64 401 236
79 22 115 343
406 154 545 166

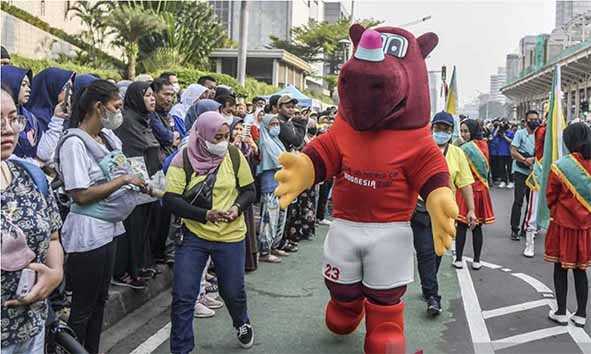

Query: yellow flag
445 66 458 115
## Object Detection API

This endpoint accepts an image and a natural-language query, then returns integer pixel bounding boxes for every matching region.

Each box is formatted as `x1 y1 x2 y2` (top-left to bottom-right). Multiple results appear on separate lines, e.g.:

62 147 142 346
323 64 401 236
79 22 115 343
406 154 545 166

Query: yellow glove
425 187 459 256
274 152 315 209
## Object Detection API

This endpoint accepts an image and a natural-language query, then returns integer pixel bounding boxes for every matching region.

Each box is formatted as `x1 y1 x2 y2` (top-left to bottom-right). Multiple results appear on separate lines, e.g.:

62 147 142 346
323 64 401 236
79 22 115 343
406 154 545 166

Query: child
454 119 496 270
545 122 591 327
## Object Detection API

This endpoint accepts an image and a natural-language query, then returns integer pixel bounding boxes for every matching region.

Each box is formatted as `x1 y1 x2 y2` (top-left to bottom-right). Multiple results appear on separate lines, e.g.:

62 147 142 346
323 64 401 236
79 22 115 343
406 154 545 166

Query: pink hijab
171 111 228 175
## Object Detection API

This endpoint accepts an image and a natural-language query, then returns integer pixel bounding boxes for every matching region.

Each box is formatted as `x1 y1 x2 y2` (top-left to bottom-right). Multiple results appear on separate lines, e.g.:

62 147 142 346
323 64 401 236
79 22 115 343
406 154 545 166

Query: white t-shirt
60 129 125 253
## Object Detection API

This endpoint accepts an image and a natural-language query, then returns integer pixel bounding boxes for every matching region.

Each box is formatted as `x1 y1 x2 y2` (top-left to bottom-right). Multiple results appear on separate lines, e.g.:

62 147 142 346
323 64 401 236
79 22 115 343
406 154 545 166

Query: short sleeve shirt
59 131 125 253
166 150 254 242
511 128 535 176
445 144 475 191
1 161 62 346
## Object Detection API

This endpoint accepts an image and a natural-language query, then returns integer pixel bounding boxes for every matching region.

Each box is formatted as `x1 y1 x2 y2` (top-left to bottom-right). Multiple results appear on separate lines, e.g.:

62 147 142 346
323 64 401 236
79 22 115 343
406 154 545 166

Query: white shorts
322 218 414 289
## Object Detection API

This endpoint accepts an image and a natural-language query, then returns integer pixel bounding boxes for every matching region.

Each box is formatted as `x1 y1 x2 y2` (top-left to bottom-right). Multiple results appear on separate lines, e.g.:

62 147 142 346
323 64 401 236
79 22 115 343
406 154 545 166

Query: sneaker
511 231 520 241
138 267 157 280
205 272 217 283
111 274 147 290
271 249 289 257
523 232 535 258
259 254 282 263
205 283 219 294
426 296 442 316
548 310 568 326
282 242 298 253
319 219 332 226
507 182 514 189
236 323 254 349
201 295 224 309
452 261 463 269
194 302 215 318
570 315 586 328
472 262 482 270
499 182 507 188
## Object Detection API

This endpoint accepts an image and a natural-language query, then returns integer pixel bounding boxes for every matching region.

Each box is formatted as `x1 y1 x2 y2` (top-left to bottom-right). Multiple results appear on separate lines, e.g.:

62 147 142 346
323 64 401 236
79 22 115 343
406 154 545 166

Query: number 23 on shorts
324 263 341 281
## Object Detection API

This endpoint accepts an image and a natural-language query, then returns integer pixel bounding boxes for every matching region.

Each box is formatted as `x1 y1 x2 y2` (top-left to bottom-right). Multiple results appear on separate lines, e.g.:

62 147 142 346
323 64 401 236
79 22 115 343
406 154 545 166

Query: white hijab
169 84 207 121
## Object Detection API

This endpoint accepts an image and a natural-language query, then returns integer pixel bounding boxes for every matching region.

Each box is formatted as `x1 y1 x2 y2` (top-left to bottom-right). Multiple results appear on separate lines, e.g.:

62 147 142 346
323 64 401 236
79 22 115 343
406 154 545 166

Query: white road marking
456 263 495 354
501 268 512 272
129 322 171 354
490 326 570 351
463 257 502 269
481 299 552 319
548 301 591 353
511 273 553 293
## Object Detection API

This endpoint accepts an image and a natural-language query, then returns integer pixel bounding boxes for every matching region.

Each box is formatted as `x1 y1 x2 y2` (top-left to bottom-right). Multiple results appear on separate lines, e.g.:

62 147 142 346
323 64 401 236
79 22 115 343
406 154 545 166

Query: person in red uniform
545 122 591 328
273 25 458 354
454 119 495 270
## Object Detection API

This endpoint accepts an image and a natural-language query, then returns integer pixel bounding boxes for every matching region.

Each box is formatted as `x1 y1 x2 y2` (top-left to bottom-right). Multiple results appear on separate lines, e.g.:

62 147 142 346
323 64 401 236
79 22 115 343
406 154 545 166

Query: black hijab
462 118 483 141
564 122 591 160
124 81 151 114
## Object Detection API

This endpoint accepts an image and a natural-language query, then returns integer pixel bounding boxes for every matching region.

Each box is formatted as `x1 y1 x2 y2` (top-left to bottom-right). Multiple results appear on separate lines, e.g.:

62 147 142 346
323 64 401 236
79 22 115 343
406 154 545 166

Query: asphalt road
104 187 590 354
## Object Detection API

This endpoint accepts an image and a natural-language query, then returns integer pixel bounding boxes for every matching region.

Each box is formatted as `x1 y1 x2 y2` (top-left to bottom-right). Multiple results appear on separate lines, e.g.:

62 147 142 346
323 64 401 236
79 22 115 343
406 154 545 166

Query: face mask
205 140 229 157
101 108 124 130
269 126 280 137
172 83 181 93
223 114 234 125
527 120 540 130
433 131 452 145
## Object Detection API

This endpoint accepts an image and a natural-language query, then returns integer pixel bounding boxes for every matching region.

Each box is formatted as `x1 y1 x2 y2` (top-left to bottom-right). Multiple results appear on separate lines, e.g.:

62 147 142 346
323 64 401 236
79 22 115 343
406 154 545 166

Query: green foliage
10 54 122 81
65 0 112 67
132 1 228 70
1 1 124 68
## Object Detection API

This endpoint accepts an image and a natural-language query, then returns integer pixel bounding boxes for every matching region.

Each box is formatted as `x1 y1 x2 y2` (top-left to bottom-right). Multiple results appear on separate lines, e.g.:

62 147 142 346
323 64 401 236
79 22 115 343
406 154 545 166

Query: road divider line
130 322 171 354
491 326 569 351
511 273 553 293
463 257 502 269
481 299 552 319
456 262 495 354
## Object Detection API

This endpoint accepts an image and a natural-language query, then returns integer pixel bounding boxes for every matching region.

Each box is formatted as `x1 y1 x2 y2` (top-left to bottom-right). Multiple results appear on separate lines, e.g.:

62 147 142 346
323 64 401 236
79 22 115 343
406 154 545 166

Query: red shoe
364 300 405 354
325 298 365 335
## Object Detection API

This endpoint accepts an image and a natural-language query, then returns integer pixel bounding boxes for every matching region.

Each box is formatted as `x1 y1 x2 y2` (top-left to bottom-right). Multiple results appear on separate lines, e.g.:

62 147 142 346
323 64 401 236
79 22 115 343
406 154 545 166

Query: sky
355 0 557 105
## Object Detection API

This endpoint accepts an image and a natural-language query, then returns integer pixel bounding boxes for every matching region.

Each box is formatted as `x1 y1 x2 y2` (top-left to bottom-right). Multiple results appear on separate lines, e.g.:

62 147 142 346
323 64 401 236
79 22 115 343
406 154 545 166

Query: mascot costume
275 24 458 354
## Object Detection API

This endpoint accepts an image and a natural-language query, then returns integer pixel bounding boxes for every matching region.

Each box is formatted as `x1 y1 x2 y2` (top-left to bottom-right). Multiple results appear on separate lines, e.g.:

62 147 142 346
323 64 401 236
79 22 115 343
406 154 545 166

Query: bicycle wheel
53 331 88 354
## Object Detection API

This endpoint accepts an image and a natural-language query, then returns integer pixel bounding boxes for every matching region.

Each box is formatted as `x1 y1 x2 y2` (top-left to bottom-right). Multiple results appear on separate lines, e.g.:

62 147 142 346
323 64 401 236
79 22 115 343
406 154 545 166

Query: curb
103 265 173 331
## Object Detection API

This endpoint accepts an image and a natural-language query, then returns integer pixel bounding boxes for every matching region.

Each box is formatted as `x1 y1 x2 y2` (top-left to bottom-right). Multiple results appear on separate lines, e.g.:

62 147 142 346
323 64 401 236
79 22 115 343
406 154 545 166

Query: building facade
556 0 591 28
489 67 507 104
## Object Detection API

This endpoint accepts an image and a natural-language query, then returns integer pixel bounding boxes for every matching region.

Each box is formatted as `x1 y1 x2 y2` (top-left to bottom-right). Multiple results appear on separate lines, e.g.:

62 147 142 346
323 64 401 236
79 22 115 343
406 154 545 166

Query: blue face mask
433 131 452 145
269 126 280 137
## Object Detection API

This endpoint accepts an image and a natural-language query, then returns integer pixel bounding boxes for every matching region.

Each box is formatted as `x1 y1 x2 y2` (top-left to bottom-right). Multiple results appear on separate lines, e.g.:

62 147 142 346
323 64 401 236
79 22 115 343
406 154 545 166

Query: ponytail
70 80 119 128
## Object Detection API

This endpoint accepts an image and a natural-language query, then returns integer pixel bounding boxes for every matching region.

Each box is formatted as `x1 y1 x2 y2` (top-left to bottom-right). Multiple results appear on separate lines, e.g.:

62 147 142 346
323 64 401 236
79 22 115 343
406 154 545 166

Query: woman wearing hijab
454 119 495 270
1 65 39 160
257 114 288 263
112 81 160 288
25 67 74 134
164 111 256 353
230 119 259 271
170 84 208 123
184 99 222 133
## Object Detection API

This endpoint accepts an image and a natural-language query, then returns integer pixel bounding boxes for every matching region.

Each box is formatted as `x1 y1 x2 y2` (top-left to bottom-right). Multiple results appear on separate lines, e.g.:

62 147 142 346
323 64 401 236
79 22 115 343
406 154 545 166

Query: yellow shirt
445 144 474 191
165 151 254 243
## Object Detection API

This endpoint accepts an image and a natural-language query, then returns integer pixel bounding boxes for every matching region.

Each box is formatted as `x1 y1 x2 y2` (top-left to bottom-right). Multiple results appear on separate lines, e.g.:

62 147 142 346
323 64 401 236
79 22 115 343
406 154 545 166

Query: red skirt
456 188 495 225
544 222 591 270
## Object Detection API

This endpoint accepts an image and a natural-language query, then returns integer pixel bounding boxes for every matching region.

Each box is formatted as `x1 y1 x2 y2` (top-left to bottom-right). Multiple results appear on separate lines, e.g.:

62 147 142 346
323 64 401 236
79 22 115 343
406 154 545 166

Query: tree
66 1 111 66
126 1 228 70
103 6 165 78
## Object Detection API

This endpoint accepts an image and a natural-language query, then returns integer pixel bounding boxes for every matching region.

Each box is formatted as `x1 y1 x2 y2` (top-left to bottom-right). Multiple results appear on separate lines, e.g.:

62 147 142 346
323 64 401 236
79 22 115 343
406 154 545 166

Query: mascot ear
349 24 366 47
417 32 439 58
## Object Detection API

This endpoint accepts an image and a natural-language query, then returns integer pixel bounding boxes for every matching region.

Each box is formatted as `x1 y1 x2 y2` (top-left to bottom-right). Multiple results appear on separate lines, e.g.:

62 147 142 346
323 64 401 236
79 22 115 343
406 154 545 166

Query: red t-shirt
535 124 546 161
305 116 449 222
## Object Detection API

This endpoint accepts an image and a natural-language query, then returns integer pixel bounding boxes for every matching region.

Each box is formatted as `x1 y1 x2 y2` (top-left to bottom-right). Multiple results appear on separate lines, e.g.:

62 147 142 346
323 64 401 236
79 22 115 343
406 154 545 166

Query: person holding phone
1 88 64 354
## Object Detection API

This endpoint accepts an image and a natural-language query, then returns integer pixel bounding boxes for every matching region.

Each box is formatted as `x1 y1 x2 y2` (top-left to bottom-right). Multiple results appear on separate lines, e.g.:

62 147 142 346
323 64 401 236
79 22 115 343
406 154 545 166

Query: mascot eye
379 33 409 58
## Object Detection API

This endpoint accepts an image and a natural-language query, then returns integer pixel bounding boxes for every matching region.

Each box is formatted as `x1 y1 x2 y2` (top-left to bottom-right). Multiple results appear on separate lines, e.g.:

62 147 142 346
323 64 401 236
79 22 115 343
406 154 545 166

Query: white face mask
205 140 229 157
101 108 124 130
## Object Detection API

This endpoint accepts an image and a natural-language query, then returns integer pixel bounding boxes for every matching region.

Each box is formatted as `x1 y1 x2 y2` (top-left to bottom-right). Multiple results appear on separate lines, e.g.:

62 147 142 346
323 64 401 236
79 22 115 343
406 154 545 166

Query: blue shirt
511 128 535 176
260 169 278 194
495 129 514 157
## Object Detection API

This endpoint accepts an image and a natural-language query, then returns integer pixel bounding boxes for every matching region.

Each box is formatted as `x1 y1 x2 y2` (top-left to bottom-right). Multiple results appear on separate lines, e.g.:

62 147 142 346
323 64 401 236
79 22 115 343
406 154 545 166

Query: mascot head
338 24 438 131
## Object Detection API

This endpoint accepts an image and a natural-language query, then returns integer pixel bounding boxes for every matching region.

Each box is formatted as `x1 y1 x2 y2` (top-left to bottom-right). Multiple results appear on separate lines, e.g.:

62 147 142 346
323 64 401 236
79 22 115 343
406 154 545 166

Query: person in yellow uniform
163 112 256 354
411 111 476 316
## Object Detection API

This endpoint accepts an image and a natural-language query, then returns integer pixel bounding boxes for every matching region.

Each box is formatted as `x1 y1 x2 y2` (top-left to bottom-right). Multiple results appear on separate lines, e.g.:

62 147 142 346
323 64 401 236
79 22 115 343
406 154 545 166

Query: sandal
259 254 282 263
282 243 298 253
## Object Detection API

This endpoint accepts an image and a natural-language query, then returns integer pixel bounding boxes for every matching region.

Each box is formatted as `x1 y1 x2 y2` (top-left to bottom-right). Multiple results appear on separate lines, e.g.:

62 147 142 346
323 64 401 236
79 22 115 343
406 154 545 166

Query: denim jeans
2 327 45 354
411 216 442 300
170 229 249 354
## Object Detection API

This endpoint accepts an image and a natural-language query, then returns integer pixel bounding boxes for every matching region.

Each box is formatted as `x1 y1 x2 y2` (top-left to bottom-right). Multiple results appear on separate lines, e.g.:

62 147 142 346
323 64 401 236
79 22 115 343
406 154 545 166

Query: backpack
11 159 49 198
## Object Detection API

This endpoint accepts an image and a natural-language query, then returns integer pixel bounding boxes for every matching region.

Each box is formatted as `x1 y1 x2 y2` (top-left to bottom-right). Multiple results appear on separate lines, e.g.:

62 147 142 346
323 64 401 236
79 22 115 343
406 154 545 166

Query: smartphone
62 80 73 115
16 268 36 300
241 123 251 138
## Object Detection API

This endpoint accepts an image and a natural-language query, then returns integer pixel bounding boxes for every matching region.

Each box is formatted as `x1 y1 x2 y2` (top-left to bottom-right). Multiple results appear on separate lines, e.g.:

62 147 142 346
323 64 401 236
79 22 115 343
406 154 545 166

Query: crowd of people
0 46 338 354
1 42 590 354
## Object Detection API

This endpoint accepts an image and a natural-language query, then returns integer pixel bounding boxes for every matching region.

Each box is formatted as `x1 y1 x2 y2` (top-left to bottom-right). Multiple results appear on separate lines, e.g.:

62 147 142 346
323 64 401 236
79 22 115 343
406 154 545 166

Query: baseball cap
277 94 298 106
432 111 454 127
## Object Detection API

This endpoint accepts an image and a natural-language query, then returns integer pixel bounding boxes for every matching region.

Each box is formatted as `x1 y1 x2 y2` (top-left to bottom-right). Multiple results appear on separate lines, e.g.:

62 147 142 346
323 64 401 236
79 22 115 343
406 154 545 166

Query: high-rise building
489 67 507 104
324 1 352 23
555 1 591 28
428 71 440 118
506 54 520 84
